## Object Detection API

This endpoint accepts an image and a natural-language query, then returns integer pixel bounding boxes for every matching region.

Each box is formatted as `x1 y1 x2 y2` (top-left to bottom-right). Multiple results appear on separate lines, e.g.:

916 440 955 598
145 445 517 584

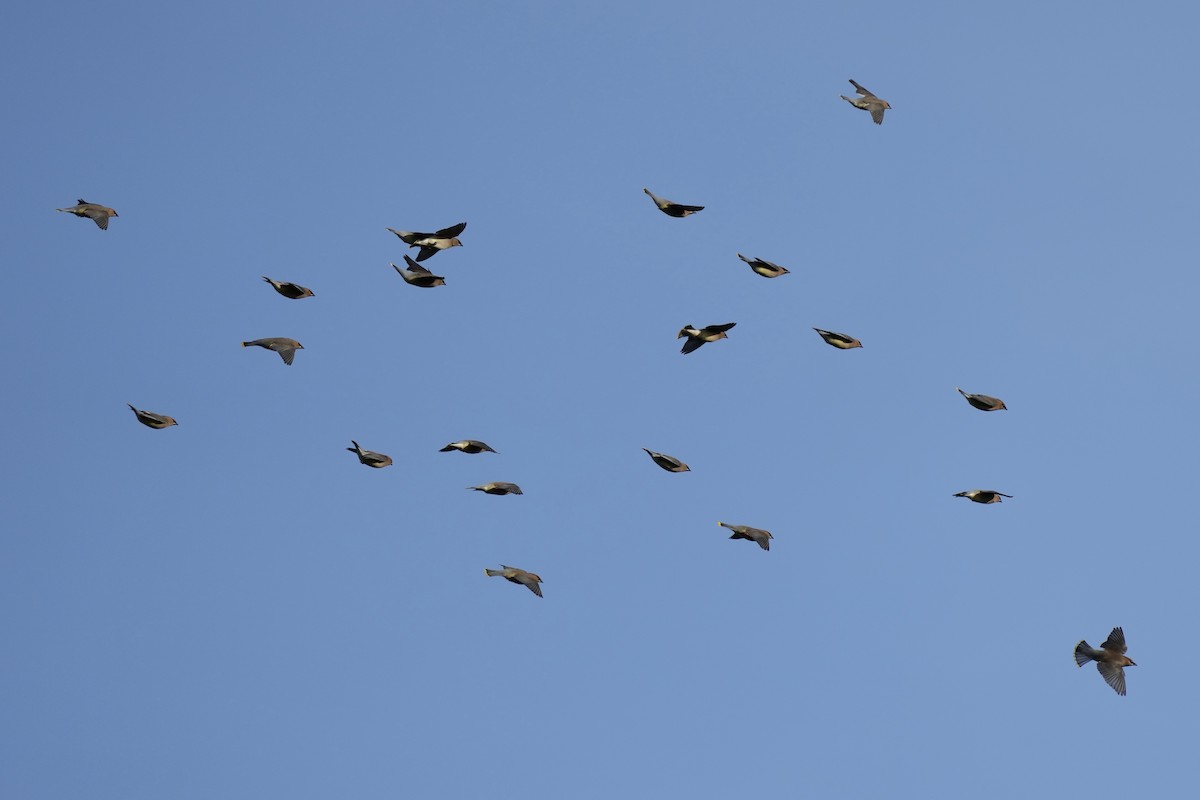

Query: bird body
840 79 891 125
957 387 1007 411
262 277 315 299
813 328 862 349
644 187 704 217
485 565 543 597
440 440 496 454
1075 627 1135 696
953 489 1012 504
127 404 177 429
736 254 790 278
347 440 393 468
241 338 303 366
391 256 446 288
469 482 523 495
56 199 118 229
386 222 466 261
678 322 736 354
642 448 690 473
719 521 773 550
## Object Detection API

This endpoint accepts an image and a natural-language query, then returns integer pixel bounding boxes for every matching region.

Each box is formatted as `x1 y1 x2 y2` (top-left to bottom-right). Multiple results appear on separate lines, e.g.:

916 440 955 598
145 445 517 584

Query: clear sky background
3 1 1198 797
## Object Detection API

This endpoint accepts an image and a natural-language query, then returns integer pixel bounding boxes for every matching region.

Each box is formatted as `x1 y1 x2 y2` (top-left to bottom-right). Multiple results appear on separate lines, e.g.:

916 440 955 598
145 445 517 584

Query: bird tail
241 342 249 348
55 207 69 213
717 521 729 529
956 387 968 398
1074 641 1094 667
484 568 501 577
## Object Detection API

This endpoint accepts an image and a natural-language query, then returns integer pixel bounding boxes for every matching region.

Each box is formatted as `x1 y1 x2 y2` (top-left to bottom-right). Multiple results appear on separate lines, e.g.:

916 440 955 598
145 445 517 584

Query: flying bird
840 79 891 125
56 199 118 230
813 328 862 349
484 565 543 597
386 222 466 262
347 440 393 468
957 387 1007 411
391 256 446 288
127 404 177 429
643 187 704 218
678 322 736 354
719 521 774 551
440 440 497 454
241 338 304 366
261 277 315 299
953 489 1012 504
1075 627 1136 696
642 448 690 473
737 254 790 278
469 482 523 495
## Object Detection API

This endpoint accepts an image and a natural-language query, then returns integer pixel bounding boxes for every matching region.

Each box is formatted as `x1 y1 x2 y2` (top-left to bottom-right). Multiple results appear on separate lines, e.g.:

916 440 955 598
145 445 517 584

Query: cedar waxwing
261 277 315 299
643 188 704 218
736 253 790 278
813 328 862 349
241 338 304 365
391 256 446 288
484 565 543 597
719 521 774 551
956 387 1007 411
840 79 892 125
1075 627 1136 696
386 222 466 261
642 448 690 473
678 322 736 354
440 440 497 454
56 199 118 230
346 440 393 468
469 482 523 495
953 489 1012 504
127 403 177 429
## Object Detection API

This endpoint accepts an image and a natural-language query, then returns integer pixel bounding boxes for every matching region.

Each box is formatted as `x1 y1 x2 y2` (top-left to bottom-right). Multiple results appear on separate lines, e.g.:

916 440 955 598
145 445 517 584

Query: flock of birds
55 78 1135 696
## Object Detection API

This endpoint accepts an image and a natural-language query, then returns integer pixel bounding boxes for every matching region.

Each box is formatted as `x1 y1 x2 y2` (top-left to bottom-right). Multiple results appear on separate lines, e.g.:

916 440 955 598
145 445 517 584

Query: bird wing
435 222 467 238
415 246 438 262
869 105 886 125
1096 661 1127 696
680 337 704 354
674 203 704 213
92 213 109 230
756 535 770 551
706 322 737 334
849 79 876 98
277 346 296 365
403 255 433 275
524 580 543 597
1102 627 1127 654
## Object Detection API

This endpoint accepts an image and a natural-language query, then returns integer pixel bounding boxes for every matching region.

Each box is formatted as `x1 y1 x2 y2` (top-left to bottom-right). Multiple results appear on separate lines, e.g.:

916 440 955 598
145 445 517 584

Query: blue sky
4 1 1198 797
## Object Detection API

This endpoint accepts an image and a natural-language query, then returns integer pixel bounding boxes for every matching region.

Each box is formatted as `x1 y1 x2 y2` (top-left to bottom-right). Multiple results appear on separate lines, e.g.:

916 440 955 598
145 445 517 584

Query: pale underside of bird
678 322 736 354
347 440 393 468
953 489 1012 504
1074 627 1135 696
391 255 446 287
440 440 497 454
127 404 177 429
737 253 790 278
262 276 315 299
469 482 523 495
719 521 774 551
643 187 704 218
957 387 1007 411
386 222 466 261
56 199 118 229
813 328 862 349
241 338 304 365
642 448 690 473
840 79 891 125
485 565 543 597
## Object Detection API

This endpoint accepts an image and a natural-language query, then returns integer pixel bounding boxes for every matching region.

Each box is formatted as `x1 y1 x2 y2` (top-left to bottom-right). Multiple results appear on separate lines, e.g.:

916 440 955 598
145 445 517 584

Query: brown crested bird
262 277 315 299
813 328 862 349
644 187 704 218
719 521 773 551
391 256 446 288
386 222 466 261
678 322 736 354
347 440 393 468
737 253 790 278
953 489 1012 504
484 565 543 597
440 440 497 454
840 79 891 125
957 387 1007 411
642 448 690 473
1075 627 1136 696
469 482 523 495
241 338 303 365
127 404 177 429
56 199 118 230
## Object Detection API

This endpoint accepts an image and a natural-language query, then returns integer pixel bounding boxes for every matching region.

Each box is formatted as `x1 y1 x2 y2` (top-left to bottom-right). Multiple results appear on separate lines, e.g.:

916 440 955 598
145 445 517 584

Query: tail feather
484 569 500 577
1074 641 1094 667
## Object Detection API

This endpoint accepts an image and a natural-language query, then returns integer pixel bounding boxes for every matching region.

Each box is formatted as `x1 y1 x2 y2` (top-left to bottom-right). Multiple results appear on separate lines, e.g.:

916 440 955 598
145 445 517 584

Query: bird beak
1128 660 1137 666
